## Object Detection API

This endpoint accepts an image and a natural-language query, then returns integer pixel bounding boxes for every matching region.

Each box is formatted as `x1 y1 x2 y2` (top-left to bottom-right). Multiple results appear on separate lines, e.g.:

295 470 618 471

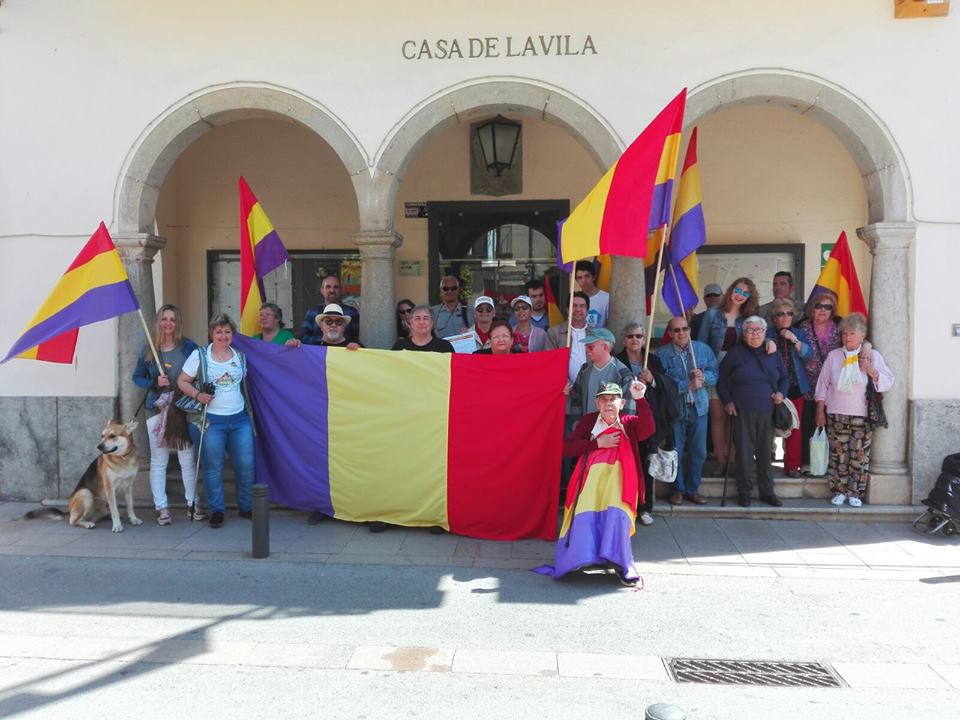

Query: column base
866 471 912 506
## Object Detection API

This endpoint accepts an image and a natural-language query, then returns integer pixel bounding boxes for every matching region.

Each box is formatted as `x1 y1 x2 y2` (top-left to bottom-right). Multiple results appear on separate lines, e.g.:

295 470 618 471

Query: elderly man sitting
535 381 655 587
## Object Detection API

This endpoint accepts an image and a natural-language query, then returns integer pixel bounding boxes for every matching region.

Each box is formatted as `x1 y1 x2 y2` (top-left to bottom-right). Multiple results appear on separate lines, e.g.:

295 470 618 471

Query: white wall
0 0 957 397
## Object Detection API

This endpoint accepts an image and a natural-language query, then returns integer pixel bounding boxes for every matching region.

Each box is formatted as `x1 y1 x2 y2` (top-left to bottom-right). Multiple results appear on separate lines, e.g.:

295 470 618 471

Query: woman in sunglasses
766 298 813 477
697 277 760 471
395 298 415 339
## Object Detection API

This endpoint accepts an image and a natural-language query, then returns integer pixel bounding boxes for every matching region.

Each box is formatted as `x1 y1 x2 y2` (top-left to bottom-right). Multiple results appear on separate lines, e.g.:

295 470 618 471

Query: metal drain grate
665 658 845 688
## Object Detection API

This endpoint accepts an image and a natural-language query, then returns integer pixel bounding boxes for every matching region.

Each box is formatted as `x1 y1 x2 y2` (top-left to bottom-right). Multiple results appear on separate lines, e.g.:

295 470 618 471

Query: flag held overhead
239 177 289 336
560 88 686 263
1 222 139 364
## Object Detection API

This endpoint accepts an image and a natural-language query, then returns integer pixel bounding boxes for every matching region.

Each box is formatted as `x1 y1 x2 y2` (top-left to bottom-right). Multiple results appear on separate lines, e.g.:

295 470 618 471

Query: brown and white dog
26 420 142 532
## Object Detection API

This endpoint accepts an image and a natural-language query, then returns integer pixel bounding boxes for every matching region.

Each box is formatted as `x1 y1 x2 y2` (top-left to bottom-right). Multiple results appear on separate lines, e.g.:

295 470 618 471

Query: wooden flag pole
643 226 669 368
136 308 164 371
566 268 576 348
664 252 698 370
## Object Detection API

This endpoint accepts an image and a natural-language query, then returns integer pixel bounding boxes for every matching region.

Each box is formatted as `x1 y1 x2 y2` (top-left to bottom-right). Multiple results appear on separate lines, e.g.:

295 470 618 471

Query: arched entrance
687 69 914 503
113 83 366 432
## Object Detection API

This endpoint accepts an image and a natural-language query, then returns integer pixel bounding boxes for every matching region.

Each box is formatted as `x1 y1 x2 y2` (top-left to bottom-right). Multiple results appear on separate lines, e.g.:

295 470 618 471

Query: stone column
856 222 915 505
351 230 403 349
114 233 166 457
609 256 648 347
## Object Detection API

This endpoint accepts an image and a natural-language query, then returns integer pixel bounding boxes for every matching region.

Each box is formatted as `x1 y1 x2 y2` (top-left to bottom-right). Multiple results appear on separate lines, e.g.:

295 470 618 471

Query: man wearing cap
468 295 496 350
657 315 718 505
566 327 636 418
690 283 723 340
432 275 473 338
511 279 550 331
535 380 654 587
301 275 360 344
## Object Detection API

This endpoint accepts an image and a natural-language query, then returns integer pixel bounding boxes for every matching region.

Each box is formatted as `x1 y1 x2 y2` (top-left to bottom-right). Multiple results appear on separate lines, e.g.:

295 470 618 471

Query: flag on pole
560 89 686 263
643 227 666 315
1 223 139 364
806 231 868 318
596 254 613 293
239 177 289 336
543 272 565 326
662 127 706 317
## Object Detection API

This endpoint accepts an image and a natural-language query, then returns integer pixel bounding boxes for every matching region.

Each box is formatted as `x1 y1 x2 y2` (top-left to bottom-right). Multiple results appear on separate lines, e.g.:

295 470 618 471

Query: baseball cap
595 382 623 397
510 295 532 309
703 283 723 297
473 295 495 310
580 327 616 345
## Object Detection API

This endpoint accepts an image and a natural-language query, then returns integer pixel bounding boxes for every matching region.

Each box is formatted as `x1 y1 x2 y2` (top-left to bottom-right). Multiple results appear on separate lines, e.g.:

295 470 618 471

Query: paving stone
347 645 453 672
833 661 951 690
452 648 557 676
557 652 668 680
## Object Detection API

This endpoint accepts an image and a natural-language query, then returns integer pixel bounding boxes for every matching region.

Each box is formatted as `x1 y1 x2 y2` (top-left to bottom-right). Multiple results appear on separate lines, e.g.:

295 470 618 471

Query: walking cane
193 403 209 482
720 421 734 508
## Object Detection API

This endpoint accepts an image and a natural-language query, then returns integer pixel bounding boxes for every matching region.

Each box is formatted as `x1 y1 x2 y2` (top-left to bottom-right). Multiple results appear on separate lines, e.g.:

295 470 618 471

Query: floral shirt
798 319 841 400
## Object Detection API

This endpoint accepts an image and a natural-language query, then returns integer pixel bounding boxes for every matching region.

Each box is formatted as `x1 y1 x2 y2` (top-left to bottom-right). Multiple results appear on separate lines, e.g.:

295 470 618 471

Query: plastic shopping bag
809 427 829 477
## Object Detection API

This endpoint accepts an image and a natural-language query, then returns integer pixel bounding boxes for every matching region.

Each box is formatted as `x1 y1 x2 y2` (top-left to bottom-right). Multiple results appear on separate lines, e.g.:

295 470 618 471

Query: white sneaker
638 512 654 527
848 497 863 508
830 494 846 506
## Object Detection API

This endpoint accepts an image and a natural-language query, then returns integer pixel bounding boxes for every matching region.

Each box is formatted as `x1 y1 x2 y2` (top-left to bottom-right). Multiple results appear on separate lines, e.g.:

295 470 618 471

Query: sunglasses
774 311 795 318
625 334 644 340
475 306 494 313
322 319 345 326
670 326 690 333
441 286 459 292
733 287 751 298
814 303 834 311
513 305 530 311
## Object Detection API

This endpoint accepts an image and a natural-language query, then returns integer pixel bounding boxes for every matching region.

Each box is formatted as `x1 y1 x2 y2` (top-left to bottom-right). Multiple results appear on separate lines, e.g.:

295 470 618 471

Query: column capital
113 233 166 262
856 222 915 255
350 230 403 249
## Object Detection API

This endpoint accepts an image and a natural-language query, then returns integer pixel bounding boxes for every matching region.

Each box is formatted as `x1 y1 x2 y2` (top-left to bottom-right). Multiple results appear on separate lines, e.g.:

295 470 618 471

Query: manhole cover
665 658 845 688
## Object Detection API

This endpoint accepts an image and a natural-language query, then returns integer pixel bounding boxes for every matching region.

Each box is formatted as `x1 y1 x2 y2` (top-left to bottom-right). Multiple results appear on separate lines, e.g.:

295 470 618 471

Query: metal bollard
645 704 686 720
251 483 270 559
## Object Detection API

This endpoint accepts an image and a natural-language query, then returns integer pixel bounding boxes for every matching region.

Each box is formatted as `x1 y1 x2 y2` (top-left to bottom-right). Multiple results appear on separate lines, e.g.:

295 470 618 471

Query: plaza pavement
1 500 958 719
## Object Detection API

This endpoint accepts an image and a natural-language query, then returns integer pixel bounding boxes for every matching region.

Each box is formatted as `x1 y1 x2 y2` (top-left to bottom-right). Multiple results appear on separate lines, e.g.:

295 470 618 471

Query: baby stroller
912 453 960 537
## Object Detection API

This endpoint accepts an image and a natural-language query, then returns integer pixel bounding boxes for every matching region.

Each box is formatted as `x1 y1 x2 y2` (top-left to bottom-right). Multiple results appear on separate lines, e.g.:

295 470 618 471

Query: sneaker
209 511 224 528
848 497 863 508
638 512 654 527
238 509 253 520
307 511 326 525
187 503 206 522
830 494 846 506
156 508 172 526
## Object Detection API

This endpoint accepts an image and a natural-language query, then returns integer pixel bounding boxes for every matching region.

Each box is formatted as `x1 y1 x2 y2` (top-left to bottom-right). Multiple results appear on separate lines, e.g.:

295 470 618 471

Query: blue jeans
674 407 708 496
200 412 255 513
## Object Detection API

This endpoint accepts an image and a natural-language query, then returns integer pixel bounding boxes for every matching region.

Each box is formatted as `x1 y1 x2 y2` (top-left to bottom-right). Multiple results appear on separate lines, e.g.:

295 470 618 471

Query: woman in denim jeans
697 277 760 471
177 314 254 529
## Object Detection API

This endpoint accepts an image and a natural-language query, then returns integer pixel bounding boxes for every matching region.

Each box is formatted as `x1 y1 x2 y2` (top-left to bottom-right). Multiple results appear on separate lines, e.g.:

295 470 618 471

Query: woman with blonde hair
132 304 204 525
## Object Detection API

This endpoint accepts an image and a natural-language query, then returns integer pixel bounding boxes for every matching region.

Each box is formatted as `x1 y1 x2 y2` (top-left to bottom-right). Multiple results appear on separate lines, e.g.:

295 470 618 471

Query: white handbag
809 427 829 477
648 448 679 484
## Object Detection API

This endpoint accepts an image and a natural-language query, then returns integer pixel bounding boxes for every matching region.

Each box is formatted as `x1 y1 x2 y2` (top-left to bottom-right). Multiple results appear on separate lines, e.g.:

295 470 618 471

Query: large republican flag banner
234 336 569 541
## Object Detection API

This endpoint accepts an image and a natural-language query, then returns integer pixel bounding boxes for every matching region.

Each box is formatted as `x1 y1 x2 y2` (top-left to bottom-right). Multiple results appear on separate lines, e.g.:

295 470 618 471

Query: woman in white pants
132 305 205 524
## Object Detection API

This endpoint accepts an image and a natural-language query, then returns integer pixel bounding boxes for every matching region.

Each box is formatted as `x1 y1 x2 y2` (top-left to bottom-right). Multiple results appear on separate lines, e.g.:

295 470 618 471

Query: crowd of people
132 269 893 554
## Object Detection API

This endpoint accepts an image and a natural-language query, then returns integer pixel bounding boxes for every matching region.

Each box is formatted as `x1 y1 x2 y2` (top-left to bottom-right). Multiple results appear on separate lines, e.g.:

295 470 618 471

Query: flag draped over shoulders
560 89 686 263
235 336 569 541
1 222 139 364
239 177 289 336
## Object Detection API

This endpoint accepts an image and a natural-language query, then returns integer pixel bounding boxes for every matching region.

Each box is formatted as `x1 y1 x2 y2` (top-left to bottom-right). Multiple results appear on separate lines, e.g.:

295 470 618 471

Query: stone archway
688 69 914 503
112 83 368 432
365 78 640 337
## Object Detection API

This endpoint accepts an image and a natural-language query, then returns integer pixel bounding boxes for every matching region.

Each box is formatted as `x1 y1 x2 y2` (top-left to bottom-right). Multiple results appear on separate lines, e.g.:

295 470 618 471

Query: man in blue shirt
657 315 719 506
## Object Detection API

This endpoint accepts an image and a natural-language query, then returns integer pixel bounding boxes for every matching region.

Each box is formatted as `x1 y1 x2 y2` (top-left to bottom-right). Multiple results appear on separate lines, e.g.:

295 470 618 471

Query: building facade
1 1 957 505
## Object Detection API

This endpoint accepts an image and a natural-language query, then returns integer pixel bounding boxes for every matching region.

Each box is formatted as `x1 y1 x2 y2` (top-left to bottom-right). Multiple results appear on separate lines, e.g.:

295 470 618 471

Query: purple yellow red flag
806 231 868 318
560 89 686 263
1 223 139 364
239 177 289 336
662 127 706 316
